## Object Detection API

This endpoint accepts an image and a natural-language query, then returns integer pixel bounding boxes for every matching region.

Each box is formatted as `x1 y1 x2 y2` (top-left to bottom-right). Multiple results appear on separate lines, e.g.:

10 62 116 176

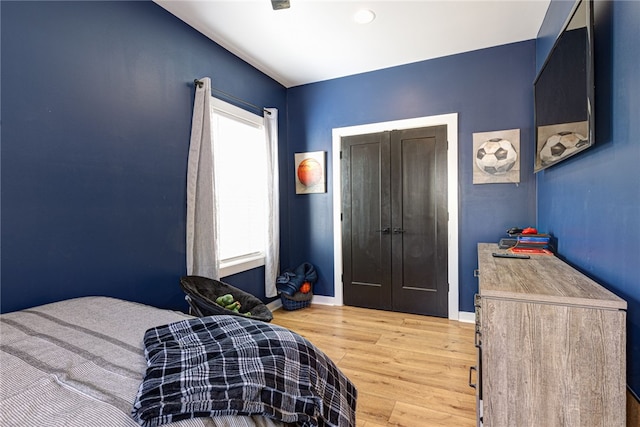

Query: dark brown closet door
341 125 448 317
341 131 392 310
390 125 448 317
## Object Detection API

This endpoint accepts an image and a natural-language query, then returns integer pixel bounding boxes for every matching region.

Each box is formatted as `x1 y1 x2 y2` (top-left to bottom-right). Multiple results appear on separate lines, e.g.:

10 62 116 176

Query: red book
511 247 554 255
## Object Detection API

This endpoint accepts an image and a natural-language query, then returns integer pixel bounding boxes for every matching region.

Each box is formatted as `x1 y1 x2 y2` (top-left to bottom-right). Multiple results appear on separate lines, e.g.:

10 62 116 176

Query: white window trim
220 253 266 278
211 97 263 128
211 96 267 279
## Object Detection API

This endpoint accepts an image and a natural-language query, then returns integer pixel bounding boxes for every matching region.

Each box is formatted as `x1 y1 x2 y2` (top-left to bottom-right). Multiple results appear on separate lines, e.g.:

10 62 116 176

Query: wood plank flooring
271 304 477 427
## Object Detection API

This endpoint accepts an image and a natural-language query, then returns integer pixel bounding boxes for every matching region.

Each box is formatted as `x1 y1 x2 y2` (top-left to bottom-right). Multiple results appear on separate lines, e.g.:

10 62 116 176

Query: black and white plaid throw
131 315 357 427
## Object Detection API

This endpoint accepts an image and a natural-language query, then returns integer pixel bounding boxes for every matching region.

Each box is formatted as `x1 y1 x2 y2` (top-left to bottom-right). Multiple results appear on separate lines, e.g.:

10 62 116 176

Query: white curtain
186 77 220 280
264 108 279 297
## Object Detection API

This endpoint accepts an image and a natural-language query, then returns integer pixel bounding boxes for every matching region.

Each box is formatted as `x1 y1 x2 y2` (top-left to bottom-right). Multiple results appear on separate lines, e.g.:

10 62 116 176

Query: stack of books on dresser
515 234 550 248
499 234 552 254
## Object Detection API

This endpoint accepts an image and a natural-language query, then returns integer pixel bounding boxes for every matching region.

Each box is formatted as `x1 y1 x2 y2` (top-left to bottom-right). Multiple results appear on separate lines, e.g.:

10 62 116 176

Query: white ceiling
155 0 550 88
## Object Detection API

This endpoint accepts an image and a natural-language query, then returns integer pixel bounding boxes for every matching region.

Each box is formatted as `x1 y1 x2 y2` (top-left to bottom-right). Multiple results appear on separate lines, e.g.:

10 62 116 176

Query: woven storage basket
280 291 313 311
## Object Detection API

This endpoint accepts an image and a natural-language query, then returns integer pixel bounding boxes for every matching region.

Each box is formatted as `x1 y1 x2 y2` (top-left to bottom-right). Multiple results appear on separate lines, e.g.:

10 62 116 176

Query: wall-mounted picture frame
472 128 521 184
295 151 326 194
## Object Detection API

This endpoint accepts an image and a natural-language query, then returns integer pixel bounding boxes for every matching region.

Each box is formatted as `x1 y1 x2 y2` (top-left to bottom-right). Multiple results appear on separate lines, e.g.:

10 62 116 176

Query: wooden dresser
473 243 627 427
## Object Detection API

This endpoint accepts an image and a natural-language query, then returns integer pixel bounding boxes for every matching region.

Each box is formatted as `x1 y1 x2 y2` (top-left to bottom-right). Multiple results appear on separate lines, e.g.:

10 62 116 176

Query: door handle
393 228 405 234
375 227 390 234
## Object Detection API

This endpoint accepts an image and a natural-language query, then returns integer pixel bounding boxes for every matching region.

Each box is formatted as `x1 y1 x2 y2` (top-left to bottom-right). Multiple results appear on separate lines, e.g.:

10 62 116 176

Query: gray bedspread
0 297 285 427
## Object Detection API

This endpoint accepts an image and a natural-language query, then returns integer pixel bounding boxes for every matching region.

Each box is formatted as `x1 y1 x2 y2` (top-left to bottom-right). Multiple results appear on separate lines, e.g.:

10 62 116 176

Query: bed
0 297 356 427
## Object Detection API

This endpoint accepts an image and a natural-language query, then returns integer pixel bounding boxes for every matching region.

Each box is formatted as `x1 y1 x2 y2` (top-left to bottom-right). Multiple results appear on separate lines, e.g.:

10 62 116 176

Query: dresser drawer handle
469 366 477 389
474 330 482 348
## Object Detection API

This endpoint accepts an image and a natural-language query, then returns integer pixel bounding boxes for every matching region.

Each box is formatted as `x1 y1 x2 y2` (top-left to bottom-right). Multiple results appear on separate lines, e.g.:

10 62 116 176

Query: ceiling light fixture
271 0 290 11
353 9 376 25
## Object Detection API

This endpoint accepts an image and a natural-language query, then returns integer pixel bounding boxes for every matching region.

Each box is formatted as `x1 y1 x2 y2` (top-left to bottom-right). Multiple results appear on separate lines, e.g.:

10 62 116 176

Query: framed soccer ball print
473 129 520 184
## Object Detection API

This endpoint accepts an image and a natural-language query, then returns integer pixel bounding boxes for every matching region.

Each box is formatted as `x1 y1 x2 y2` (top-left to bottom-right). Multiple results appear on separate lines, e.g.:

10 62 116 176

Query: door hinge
340 151 343 159
341 213 343 221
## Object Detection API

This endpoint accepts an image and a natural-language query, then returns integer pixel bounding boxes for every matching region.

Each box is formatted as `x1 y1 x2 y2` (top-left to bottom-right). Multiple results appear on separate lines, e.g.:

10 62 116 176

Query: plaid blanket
131 316 357 427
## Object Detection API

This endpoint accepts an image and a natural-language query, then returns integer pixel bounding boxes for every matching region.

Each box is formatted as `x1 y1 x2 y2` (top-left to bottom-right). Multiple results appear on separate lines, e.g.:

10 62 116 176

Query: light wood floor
271 304 477 427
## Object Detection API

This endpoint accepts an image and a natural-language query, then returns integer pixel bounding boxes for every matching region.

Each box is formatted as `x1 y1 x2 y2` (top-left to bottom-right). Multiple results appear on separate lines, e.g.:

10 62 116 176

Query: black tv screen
534 0 594 172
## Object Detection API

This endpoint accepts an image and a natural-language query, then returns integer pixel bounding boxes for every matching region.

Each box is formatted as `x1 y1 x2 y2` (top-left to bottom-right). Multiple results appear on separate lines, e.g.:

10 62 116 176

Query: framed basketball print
295 151 326 194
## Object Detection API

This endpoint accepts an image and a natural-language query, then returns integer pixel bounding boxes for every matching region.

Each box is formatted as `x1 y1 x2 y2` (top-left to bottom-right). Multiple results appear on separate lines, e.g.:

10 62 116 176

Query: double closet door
341 125 448 317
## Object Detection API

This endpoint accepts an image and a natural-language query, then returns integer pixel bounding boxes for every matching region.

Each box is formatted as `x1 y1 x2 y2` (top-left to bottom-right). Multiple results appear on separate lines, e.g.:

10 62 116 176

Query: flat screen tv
534 0 594 172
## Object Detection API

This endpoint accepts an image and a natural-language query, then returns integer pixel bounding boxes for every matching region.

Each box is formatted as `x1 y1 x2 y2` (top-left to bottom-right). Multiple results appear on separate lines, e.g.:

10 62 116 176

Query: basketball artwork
472 128 521 184
295 151 326 194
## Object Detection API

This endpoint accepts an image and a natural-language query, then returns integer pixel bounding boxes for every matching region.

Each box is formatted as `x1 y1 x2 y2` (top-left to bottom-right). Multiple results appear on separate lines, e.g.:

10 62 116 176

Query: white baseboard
267 295 476 323
310 295 340 305
268 294 337 312
271 296 475 324
458 311 475 323
267 299 282 312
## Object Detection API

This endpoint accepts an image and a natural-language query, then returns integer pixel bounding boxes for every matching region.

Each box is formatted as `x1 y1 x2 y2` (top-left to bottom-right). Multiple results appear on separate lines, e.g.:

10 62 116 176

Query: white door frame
320 113 459 320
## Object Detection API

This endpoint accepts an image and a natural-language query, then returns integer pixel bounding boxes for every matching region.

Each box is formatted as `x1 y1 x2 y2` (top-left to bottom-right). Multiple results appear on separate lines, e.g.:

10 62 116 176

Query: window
211 97 267 277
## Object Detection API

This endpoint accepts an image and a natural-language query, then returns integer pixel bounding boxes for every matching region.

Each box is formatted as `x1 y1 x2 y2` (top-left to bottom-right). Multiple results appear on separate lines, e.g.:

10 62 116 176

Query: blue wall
536 0 640 397
4 0 636 398
2 2 537 317
285 41 537 312
1 1 287 313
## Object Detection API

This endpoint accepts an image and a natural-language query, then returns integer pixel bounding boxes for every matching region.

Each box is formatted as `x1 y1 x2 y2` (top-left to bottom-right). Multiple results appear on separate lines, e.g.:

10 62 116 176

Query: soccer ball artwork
539 131 588 165
475 138 518 175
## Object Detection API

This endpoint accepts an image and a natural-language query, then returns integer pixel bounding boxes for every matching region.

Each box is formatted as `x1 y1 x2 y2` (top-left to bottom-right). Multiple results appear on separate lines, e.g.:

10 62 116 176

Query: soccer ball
539 131 588 165
476 138 518 175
